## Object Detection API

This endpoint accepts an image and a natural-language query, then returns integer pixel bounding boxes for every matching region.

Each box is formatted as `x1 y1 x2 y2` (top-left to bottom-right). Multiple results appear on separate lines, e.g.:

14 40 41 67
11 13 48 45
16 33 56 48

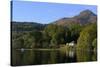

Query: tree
76 23 97 50
92 38 97 51
42 32 51 48
44 24 66 48
12 37 24 49
67 23 82 43
23 30 43 48
30 30 43 48
44 24 58 37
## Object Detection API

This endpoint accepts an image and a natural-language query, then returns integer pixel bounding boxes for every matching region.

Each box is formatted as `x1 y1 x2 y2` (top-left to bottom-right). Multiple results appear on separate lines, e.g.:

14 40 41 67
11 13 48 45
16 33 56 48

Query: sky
12 1 97 24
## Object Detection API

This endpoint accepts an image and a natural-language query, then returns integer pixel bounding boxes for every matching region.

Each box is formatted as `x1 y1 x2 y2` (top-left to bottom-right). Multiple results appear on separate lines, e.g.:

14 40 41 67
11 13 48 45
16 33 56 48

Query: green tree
42 32 51 48
44 24 58 37
12 37 24 49
44 24 66 47
76 23 97 50
23 30 43 48
67 23 82 43
92 38 97 51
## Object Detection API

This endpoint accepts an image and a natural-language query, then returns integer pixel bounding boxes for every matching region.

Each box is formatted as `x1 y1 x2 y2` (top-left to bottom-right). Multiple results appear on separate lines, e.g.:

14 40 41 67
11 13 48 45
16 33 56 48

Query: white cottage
66 41 75 46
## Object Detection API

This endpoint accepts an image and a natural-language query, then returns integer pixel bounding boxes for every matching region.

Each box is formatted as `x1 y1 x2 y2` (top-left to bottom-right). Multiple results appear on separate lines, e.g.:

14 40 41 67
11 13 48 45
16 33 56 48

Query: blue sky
12 1 97 24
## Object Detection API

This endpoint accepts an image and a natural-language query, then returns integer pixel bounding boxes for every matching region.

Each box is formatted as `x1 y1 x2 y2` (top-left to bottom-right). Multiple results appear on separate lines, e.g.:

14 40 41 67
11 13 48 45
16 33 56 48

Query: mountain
12 10 97 31
53 10 97 26
12 21 46 31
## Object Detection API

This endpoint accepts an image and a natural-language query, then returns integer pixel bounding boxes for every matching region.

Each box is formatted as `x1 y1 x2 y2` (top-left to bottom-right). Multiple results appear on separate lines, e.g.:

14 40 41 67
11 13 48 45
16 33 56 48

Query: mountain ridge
53 9 97 26
12 10 97 31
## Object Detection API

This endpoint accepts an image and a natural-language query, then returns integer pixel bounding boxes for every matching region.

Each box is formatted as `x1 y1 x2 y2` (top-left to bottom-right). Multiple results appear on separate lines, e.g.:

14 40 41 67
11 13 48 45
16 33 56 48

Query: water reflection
76 50 97 62
11 49 97 66
66 50 75 58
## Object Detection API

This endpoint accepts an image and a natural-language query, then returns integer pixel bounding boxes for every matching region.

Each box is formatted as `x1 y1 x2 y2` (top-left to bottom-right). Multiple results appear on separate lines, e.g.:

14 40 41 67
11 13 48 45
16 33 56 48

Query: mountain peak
54 10 97 25
79 9 96 16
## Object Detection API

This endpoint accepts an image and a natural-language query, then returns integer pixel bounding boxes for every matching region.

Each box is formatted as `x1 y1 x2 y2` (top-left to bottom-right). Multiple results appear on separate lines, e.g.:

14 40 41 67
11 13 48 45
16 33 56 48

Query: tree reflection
76 50 93 62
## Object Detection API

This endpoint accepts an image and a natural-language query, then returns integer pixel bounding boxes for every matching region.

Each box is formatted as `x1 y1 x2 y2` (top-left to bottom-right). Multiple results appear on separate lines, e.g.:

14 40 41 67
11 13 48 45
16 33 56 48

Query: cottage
66 41 75 46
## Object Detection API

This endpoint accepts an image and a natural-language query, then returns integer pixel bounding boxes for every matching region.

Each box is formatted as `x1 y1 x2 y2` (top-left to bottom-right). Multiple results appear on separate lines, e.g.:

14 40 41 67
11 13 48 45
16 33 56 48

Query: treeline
12 22 46 31
12 22 97 51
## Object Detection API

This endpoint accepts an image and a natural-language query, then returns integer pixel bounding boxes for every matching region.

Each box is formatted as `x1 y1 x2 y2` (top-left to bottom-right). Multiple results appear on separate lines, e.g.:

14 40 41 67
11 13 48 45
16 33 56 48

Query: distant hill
12 21 46 31
53 10 97 26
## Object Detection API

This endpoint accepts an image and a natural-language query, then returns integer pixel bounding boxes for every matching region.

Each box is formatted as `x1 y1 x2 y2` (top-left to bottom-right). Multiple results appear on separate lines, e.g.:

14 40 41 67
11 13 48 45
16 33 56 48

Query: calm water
11 49 97 66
